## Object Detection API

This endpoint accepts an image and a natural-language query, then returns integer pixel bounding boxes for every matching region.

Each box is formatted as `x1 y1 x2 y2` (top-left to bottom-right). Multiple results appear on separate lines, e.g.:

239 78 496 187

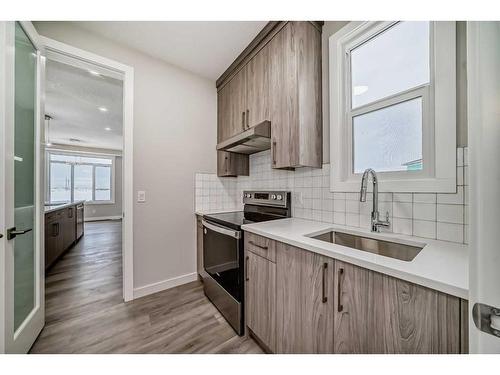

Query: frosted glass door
13 21 37 331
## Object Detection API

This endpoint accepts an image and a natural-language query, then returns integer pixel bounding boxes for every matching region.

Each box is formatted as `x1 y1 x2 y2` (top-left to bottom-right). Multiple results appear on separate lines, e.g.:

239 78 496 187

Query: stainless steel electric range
201 190 291 335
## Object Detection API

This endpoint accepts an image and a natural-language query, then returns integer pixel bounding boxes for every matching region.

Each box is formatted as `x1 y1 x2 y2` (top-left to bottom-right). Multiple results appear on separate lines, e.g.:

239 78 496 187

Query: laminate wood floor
30 221 263 354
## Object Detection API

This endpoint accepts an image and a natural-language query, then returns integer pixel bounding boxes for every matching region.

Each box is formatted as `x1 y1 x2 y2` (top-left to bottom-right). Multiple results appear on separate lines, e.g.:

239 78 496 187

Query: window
330 21 457 192
47 152 115 204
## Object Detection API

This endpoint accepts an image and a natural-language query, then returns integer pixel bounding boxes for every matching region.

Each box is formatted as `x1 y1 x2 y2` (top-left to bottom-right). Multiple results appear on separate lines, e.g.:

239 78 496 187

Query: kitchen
0 2 499 369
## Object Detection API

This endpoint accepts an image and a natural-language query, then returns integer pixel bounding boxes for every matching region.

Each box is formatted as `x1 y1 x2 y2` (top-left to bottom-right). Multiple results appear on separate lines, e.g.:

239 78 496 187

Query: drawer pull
322 262 328 303
245 256 250 281
337 267 344 312
248 240 268 250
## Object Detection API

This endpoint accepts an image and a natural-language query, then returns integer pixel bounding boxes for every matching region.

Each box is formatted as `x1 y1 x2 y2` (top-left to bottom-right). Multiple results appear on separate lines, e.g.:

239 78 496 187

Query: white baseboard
84 215 122 222
133 272 198 299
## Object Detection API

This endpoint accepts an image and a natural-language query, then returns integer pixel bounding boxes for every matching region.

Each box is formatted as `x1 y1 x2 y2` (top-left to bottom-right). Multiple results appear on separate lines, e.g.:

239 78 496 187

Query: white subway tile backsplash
413 220 436 239
413 193 437 204
437 222 464 242
393 202 413 219
437 204 464 224
194 147 468 244
392 218 412 236
413 203 436 221
393 193 412 203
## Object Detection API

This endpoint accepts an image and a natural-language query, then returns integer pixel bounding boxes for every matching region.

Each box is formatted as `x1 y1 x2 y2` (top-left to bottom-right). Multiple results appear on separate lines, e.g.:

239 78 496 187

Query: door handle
245 256 250 281
246 109 249 128
242 111 246 131
7 227 33 240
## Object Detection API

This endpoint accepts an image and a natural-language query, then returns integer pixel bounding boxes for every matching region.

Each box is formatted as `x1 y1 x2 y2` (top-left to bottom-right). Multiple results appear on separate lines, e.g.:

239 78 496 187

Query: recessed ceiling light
353 85 369 96
98 106 108 112
89 70 101 76
104 127 111 131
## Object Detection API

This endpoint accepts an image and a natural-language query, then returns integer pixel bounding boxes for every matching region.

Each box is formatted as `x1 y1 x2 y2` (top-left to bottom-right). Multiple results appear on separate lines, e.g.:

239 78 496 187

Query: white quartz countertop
45 200 85 214
241 218 469 299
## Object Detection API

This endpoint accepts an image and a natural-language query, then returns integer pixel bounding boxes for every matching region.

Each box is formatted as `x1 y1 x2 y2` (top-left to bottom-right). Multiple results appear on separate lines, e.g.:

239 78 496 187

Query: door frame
39 36 135 302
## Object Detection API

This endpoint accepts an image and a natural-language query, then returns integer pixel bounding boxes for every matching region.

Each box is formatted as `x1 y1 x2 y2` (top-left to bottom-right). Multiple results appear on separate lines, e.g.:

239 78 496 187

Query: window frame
46 150 116 205
329 21 457 193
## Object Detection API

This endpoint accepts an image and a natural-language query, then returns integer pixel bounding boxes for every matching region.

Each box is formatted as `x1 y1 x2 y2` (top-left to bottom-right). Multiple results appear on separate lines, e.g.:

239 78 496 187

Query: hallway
30 221 261 353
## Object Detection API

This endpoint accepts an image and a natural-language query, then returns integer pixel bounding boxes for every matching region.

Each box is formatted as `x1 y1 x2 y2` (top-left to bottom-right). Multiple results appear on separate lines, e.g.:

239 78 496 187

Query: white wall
34 22 217 292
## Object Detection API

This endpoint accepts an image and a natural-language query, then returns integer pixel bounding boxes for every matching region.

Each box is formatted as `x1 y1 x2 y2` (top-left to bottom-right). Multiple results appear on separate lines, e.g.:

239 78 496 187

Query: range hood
216 120 271 154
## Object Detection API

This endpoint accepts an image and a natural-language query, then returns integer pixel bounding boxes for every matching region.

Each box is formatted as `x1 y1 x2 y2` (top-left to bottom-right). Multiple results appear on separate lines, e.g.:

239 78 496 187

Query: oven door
202 220 242 302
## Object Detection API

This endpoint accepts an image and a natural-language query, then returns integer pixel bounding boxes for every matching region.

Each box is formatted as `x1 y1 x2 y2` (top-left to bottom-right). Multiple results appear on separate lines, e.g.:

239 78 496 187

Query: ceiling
45 58 124 150
71 21 268 80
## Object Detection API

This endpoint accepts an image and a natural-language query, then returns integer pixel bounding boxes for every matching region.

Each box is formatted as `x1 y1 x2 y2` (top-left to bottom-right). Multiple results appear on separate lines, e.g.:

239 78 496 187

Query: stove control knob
244 193 252 199
271 194 277 200
276 194 283 201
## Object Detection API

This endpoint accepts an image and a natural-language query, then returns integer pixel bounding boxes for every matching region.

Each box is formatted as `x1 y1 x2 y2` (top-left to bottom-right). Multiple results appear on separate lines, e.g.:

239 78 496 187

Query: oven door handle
202 220 241 239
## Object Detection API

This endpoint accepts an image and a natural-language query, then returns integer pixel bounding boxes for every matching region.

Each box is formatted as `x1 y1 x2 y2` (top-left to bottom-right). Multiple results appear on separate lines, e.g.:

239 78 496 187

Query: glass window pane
95 166 111 201
74 164 93 201
50 162 72 202
14 21 37 331
353 97 423 174
351 21 430 108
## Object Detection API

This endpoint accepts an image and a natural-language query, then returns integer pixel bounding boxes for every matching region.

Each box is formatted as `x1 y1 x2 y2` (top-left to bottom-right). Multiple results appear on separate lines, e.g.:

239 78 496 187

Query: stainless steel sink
310 231 423 261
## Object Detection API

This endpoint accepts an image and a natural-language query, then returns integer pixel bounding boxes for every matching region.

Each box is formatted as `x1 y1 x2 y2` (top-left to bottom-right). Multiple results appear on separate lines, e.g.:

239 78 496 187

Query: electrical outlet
137 190 146 203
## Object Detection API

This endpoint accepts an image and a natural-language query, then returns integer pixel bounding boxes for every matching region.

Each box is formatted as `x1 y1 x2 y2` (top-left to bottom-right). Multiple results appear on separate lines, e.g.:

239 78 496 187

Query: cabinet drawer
245 232 276 262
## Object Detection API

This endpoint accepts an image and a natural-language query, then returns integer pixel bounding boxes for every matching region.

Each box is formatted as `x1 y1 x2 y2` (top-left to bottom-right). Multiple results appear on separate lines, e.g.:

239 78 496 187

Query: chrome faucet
359 168 390 232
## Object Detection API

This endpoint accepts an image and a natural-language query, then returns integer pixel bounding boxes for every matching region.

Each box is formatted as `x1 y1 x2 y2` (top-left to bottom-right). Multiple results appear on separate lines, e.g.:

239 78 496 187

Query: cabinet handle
246 109 249 128
242 111 246 130
248 240 268 250
337 267 344 312
52 223 58 237
245 256 250 281
272 140 277 165
322 262 328 303
68 208 73 218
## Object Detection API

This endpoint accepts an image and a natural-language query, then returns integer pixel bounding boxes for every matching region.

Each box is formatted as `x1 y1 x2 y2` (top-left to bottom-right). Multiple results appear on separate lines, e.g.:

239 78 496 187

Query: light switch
137 190 146 203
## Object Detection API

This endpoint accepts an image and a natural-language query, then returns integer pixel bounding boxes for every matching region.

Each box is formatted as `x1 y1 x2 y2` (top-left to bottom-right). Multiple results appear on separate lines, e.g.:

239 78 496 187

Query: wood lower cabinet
196 216 205 279
244 233 468 354
45 203 79 270
217 151 249 177
334 260 463 354
276 242 335 353
245 250 276 352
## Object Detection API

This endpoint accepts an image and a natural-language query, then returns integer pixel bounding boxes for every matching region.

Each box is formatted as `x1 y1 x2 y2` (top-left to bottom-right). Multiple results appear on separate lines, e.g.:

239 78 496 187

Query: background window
95 166 111 201
49 162 72 203
48 152 114 203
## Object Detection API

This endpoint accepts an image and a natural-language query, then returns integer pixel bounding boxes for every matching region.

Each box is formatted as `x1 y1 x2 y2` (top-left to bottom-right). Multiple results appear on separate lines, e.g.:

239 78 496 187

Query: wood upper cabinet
246 251 276 352
334 260 462 354
276 242 335 354
228 68 247 138
245 45 270 129
269 21 322 169
217 83 231 143
217 151 249 177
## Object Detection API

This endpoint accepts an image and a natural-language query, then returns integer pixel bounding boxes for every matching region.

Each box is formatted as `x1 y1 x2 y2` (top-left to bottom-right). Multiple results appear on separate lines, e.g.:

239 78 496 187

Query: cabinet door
217 151 249 177
333 260 373 354
228 69 247 138
246 251 276 352
276 242 335 353
269 22 299 169
217 84 231 142
373 273 461 354
196 217 204 277
334 260 462 354
245 45 270 129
